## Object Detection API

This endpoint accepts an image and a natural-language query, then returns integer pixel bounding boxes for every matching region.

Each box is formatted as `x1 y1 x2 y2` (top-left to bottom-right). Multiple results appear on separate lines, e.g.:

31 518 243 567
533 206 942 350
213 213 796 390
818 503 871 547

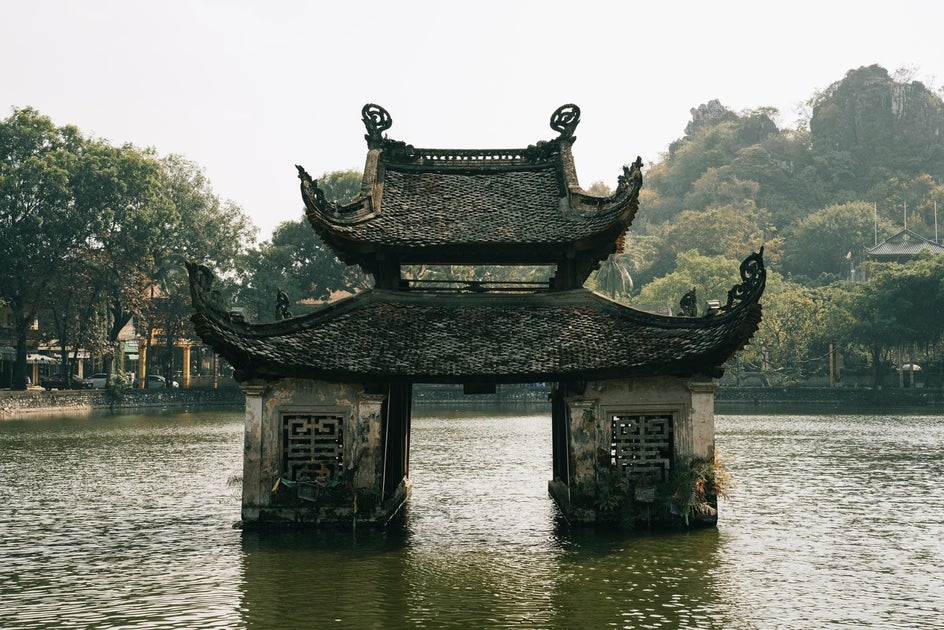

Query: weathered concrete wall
552 375 718 527
565 376 717 481
241 378 400 526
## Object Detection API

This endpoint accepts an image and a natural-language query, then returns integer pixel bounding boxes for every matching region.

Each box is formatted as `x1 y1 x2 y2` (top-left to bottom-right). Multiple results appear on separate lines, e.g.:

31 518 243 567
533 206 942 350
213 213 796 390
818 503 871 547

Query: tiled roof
188 269 764 384
297 104 642 270
867 229 944 256
310 165 634 247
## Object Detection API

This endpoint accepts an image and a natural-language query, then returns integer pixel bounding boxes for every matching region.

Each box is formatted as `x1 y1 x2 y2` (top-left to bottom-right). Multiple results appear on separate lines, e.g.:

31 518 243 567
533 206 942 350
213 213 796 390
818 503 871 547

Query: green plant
661 454 733 525
592 469 633 512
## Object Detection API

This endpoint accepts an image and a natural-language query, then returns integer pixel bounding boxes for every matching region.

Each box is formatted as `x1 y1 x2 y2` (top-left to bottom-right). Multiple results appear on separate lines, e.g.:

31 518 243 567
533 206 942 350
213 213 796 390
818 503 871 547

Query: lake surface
1 406 942 629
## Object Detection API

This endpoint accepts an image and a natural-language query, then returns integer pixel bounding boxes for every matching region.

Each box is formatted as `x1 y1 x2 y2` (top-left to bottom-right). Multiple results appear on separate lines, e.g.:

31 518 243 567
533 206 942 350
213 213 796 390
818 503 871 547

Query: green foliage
143 156 256 381
592 469 633 513
870 256 944 346
661 455 732 526
236 170 369 319
0 107 256 386
634 64 944 383
635 251 744 314
810 65 944 190
781 202 896 281
237 218 367 319
740 280 847 384
634 201 780 285
316 169 363 203
1 108 94 387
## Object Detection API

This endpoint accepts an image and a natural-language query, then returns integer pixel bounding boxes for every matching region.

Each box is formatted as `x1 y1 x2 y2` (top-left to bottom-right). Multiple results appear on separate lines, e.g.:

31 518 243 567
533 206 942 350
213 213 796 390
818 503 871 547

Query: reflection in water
2 407 943 629
237 408 729 629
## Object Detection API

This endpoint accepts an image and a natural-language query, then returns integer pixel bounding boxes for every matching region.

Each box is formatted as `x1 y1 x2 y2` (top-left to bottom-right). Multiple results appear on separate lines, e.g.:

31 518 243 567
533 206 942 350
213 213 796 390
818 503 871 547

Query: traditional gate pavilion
188 104 765 528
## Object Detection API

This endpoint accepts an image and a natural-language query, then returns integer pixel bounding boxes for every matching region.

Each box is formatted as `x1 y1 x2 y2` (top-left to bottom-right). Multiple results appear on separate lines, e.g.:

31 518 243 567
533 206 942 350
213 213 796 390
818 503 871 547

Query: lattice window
281 413 344 482
610 413 673 483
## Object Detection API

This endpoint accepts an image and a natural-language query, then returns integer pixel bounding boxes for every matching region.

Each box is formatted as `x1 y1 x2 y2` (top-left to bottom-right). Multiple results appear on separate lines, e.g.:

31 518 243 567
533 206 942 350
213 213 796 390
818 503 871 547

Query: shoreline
0 387 244 419
4 384 944 419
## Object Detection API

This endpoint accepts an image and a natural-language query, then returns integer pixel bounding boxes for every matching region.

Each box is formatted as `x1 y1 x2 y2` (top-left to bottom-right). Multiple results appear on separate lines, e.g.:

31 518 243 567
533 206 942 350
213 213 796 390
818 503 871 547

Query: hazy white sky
3 0 943 240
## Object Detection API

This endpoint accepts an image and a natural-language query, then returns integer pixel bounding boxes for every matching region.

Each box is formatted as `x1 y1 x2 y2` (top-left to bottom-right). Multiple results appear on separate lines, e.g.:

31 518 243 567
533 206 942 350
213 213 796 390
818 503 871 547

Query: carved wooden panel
281 413 344 482
610 413 673 483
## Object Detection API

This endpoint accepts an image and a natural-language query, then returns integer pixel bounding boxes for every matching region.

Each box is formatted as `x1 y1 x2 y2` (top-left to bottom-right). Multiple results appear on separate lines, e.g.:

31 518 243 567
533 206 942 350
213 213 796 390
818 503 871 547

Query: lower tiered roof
187 251 765 384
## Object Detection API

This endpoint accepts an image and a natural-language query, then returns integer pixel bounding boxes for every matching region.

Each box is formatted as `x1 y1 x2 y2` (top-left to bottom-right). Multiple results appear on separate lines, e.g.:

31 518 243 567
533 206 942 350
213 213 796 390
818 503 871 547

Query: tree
634 251 744 315
143 155 256 385
0 108 89 389
837 256 944 387
781 201 896 282
739 281 849 384
69 140 172 383
236 170 367 319
644 104 781 224
635 201 780 286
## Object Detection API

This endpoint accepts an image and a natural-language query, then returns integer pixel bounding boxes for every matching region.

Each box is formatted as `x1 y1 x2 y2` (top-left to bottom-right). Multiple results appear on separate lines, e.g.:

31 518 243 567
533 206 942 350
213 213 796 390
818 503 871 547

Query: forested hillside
591 64 944 387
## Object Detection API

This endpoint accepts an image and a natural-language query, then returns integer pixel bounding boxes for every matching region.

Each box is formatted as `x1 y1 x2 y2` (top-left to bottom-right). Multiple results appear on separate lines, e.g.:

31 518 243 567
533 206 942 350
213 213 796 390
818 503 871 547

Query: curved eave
187 252 765 385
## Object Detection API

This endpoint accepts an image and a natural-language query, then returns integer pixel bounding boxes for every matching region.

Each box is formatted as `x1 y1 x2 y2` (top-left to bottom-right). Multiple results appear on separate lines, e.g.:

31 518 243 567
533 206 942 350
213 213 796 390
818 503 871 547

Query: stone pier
549 375 722 527
239 379 411 526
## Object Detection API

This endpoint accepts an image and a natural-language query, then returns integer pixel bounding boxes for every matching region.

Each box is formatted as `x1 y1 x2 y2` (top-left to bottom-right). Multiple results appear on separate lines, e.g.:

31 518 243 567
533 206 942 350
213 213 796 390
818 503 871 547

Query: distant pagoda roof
866 228 944 258
186 250 766 384
297 104 643 274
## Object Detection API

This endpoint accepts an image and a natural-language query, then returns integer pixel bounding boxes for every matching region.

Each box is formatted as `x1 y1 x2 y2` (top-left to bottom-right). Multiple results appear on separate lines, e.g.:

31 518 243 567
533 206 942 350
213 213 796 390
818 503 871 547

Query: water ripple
1 409 943 628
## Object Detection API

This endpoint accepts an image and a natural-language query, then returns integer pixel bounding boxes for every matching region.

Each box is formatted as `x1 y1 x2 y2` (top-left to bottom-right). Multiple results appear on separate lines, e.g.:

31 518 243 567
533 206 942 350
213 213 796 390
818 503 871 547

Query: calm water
1 407 942 629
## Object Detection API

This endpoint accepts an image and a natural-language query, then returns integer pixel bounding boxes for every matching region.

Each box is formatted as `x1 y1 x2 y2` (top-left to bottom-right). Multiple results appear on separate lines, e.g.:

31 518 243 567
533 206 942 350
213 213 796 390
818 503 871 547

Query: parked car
40 373 93 391
88 373 109 389
145 374 179 389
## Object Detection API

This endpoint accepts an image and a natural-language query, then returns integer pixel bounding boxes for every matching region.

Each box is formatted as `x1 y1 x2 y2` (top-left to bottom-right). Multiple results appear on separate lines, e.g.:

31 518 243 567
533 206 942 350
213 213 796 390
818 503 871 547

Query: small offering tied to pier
188 104 765 528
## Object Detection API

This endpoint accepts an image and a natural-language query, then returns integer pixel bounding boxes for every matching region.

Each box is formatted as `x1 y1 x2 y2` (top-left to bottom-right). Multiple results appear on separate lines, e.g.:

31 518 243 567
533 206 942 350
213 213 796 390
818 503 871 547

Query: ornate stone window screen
281 413 344 483
610 413 674 483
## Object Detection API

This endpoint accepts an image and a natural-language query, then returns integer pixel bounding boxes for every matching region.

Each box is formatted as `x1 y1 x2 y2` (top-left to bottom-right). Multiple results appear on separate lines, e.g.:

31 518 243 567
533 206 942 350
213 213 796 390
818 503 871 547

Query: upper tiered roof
297 104 643 289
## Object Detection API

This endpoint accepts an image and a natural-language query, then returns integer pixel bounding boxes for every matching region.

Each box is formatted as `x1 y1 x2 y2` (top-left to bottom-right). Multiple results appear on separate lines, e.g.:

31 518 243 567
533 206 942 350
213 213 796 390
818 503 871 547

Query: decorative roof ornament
276 288 293 320
679 287 697 317
362 103 392 149
550 103 581 140
361 103 416 159
719 247 766 313
185 261 231 320
296 165 340 215
617 156 644 194
522 104 582 162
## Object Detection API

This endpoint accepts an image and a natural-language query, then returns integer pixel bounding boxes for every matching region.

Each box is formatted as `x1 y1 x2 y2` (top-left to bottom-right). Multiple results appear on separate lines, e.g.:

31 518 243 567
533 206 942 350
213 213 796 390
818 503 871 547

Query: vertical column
687 380 719 460
240 382 268 521
565 395 600 490
137 342 148 388
181 344 191 388
379 383 414 501
401 383 413 478
550 384 570 485
353 393 385 491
